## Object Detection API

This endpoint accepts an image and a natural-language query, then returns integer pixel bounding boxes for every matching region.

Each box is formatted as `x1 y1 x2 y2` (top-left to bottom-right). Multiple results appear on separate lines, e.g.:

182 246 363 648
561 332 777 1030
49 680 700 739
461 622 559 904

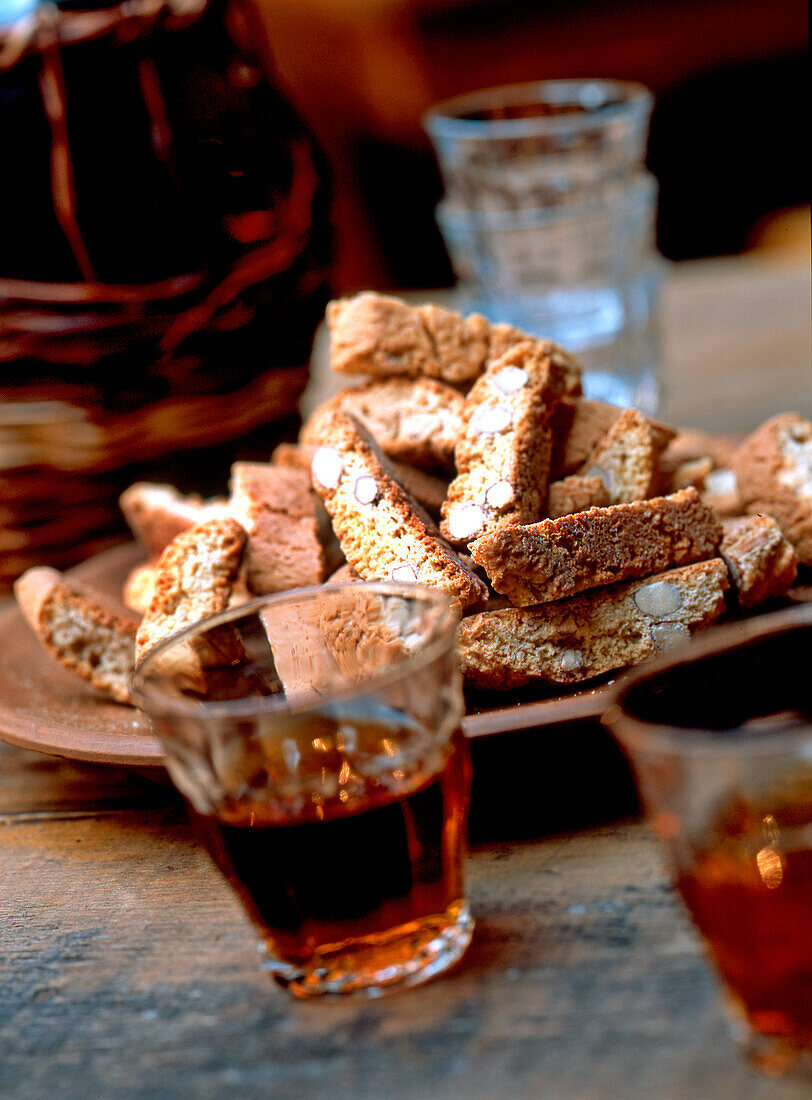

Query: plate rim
0 543 612 768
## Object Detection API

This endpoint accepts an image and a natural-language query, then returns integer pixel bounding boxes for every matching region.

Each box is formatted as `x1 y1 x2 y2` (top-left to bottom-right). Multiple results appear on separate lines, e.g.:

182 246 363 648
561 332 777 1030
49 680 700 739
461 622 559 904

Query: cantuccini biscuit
732 413 812 565
301 378 464 471
15 567 138 704
720 515 798 609
470 487 722 607
550 398 676 479
658 429 743 511
327 291 582 393
309 409 488 610
662 429 740 471
660 455 715 493
229 462 325 594
546 475 610 519
119 483 228 557
275 440 450 520
440 341 570 546
135 517 247 675
578 408 658 504
458 559 730 688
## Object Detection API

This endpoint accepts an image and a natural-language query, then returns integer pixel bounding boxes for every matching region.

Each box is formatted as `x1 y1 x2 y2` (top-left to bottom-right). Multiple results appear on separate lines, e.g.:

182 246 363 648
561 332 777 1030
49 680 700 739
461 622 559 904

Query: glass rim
424 79 654 141
603 603 812 758
130 581 461 722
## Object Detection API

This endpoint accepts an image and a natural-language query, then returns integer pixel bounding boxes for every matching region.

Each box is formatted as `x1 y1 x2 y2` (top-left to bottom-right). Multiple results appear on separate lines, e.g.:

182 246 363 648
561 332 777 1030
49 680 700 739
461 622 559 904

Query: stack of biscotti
15 460 337 704
14 290 807 704
300 291 805 689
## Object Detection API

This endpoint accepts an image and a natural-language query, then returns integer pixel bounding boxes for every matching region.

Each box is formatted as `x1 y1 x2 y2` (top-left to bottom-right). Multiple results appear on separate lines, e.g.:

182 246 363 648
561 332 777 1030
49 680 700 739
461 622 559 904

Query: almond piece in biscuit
440 341 571 547
15 567 137 704
546 475 610 518
702 467 743 518
301 378 464 471
579 408 658 504
327 291 582 392
550 398 676 479
458 559 729 688
720 515 798 609
732 413 812 565
229 462 325 594
135 517 247 678
120 482 228 557
274 440 449 527
309 409 488 610
470 487 722 607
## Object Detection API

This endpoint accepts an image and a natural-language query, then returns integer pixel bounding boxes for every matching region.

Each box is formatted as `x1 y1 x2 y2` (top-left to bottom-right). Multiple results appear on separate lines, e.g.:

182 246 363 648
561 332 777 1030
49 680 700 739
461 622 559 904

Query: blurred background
259 0 809 290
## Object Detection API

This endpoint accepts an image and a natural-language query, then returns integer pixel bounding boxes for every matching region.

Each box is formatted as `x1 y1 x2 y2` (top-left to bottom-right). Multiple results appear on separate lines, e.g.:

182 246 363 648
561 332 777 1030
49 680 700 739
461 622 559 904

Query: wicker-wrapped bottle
0 0 332 591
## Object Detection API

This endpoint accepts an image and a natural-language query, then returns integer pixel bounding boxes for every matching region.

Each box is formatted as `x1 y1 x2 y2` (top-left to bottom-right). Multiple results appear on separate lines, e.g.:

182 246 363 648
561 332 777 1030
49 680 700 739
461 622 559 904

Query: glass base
260 900 474 999
724 995 812 1077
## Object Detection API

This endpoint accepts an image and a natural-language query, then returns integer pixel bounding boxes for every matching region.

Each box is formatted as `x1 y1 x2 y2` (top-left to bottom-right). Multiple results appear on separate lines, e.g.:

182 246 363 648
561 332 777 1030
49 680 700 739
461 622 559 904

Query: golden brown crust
301 378 464 471
720 515 798 609
550 398 676 479
15 566 137 703
663 429 740 470
578 408 658 504
440 341 570 546
119 482 227 557
546 475 610 518
135 517 247 663
309 409 488 610
229 462 325 594
732 413 812 565
458 560 729 688
470 487 722 607
327 291 582 392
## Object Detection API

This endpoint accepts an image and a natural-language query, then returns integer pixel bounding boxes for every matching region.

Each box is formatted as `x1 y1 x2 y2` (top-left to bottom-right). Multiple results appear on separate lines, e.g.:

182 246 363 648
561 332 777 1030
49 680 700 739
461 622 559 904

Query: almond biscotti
470 487 722 607
229 462 324 594
546 475 610 518
15 567 137 703
135 516 247 666
309 409 487 610
732 413 812 565
550 398 676 479
458 559 730 688
275 440 450 520
327 291 582 393
578 408 658 504
302 378 464 471
440 341 570 546
720 515 798 609
119 482 228 557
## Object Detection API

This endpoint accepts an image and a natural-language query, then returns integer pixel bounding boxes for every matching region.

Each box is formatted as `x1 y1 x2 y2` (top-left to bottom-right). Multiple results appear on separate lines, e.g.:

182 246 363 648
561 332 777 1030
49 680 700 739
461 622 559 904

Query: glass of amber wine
605 603 812 1075
132 582 473 999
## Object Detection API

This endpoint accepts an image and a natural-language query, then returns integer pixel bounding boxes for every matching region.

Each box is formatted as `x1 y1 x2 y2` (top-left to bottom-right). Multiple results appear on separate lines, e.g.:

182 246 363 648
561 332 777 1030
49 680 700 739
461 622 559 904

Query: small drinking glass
131 582 473 999
424 79 661 412
604 604 812 1075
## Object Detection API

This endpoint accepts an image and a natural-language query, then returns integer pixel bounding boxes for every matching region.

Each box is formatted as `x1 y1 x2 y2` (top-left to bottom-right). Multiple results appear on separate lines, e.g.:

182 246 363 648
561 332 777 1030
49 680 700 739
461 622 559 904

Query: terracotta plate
0 543 614 767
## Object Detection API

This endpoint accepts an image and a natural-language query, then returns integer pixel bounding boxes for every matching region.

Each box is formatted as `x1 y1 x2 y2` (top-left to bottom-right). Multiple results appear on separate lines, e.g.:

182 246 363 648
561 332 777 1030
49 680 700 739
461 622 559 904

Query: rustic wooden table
1 255 810 1100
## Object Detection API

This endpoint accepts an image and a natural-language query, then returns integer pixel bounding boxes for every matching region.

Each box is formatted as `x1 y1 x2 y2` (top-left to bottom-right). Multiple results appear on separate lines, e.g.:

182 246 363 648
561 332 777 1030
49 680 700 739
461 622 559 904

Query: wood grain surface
1 756 807 1100
2 256 810 1100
